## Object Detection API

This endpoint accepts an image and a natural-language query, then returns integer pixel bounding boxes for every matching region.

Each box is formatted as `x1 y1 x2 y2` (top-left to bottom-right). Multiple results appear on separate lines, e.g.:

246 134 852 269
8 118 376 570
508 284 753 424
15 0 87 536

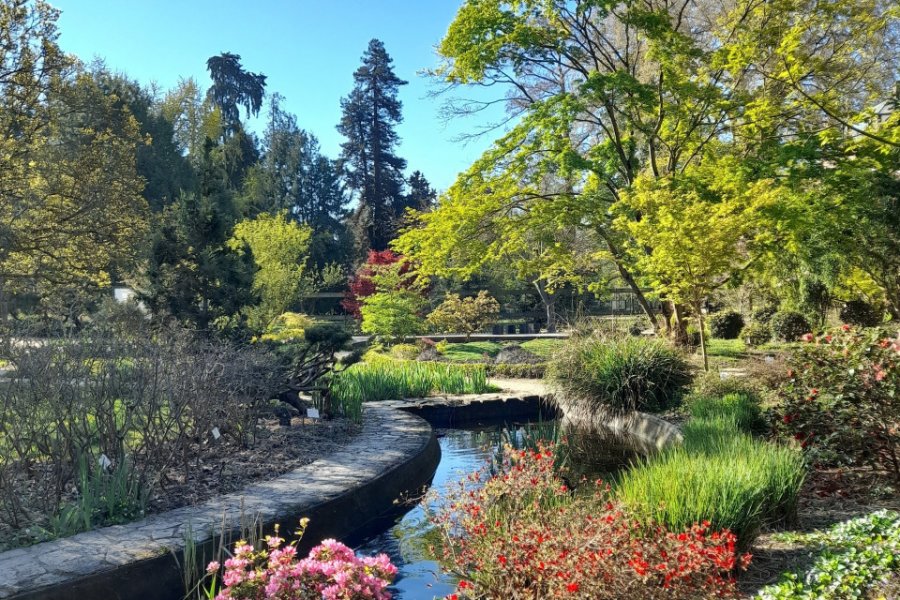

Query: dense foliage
426 291 500 339
547 335 692 414
618 404 806 545
709 312 746 340
771 312 812 342
434 444 751 599
742 322 773 348
778 326 900 479
839 300 884 327
757 511 900 600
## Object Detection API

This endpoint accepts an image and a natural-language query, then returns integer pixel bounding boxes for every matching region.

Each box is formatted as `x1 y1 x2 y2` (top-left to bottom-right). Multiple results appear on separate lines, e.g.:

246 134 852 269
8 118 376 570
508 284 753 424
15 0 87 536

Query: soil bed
0 416 360 552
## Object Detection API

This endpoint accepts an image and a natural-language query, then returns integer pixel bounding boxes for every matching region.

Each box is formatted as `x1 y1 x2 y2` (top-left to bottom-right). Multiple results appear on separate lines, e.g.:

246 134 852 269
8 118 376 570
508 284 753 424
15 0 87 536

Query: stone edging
379 390 558 427
554 397 683 453
0 405 439 600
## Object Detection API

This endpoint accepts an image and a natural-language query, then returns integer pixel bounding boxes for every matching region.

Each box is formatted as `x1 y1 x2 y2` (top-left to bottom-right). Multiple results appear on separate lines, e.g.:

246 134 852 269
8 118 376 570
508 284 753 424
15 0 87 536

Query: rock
493 345 543 365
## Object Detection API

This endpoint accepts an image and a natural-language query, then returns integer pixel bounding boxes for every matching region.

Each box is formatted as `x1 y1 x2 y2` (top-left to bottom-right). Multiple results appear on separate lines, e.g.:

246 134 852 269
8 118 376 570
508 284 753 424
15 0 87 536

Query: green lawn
519 338 564 358
441 341 503 362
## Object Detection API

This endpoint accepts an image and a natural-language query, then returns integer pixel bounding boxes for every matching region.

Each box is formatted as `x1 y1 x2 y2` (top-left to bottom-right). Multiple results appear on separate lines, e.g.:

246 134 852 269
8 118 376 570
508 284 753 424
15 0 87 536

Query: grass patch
331 358 497 408
440 341 503 362
519 338 564 358
617 412 805 546
705 338 748 360
685 392 764 433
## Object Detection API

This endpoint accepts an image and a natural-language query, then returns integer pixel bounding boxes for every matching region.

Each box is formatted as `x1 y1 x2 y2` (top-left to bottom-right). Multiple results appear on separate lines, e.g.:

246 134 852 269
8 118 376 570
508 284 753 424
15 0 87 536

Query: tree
160 77 222 169
0 2 147 318
359 262 428 342
411 0 898 339
337 39 408 251
427 291 500 340
205 52 266 138
402 170 437 212
243 95 351 268
141 141 254 331
91 67 195 211
341 250 413 318
228 212 313 331
615 158 784 369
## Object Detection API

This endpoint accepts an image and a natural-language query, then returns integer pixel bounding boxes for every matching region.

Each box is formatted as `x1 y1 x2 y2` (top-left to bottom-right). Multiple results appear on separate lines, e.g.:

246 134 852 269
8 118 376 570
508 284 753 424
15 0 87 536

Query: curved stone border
554 397 683 453
380 391 558 427
0 405 439 600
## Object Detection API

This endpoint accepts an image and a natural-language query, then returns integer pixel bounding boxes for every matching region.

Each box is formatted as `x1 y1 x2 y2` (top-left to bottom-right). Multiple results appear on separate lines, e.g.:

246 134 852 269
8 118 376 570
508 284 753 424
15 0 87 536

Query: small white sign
719 371 730 380
306 408 320 419
98 454 112 470
765 355 775 363
211 427 221 440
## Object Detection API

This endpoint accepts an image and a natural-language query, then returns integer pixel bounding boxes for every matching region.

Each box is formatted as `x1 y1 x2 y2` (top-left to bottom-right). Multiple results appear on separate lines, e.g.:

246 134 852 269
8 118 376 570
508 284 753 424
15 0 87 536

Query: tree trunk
0 278 7 326
595 228 661 332
696 300 709 371
533 279 557 333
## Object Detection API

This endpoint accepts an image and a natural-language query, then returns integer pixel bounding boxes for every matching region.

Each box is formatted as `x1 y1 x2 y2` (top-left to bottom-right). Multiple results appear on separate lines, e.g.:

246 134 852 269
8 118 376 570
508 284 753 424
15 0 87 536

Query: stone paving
0 404 432 599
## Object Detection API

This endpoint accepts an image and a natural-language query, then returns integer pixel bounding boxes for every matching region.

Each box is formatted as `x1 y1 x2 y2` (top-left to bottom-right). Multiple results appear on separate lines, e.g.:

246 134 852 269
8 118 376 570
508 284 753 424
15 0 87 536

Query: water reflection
354 420 644 599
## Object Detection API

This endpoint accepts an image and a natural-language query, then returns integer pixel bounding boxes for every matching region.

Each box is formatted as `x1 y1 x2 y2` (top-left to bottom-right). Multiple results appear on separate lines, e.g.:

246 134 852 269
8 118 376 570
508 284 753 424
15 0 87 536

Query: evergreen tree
244 95 351 267
142 140 254 330
337 39 408 252
403 170 436 212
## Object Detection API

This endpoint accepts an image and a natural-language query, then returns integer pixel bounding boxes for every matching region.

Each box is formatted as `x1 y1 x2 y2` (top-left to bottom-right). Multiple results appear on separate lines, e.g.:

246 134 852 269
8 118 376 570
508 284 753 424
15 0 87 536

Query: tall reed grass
617 403 805 546
330 358 496 416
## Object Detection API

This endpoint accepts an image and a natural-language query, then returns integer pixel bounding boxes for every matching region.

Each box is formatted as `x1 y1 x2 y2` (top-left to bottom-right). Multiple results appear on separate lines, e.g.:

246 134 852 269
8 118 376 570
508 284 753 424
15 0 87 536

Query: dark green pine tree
243 95 351 268
337 39 408 252
206 52 266 188
142 140 255 330
403 170 437 212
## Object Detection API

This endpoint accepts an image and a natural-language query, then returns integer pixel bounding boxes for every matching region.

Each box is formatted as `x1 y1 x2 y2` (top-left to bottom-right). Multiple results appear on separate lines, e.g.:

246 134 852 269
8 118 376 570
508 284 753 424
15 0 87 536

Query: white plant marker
212 427 221 440
98 454 112 470
306 408 320 420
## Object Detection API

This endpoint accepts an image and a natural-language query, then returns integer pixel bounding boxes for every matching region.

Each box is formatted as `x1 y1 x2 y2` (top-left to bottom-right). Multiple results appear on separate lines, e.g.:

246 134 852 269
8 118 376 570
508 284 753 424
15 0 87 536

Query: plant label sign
306 408 320 420
212 427 221 440
98 454 112 470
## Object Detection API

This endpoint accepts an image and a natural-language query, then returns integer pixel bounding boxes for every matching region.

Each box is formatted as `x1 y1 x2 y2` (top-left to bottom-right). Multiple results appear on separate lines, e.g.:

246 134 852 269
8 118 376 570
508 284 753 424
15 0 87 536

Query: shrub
205 523 397 599
777 326 900 479
330 359 493 404
618 417 805 546
770 311 811 342
839 299 883 327
757 510 900 600
257 312 314 343
341 249 411 318
685 392 764 433
488 362 547 379
434 444 750 599
752 303 779 324
547 335 692 414
690 370 767 401
389 343 419 360
741 321 772 347
708 311 745 339
426 291 500 340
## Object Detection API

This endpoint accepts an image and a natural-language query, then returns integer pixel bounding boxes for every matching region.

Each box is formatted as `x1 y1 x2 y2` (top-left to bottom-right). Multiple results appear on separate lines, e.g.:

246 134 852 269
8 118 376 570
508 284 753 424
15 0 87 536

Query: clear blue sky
51 0 506 191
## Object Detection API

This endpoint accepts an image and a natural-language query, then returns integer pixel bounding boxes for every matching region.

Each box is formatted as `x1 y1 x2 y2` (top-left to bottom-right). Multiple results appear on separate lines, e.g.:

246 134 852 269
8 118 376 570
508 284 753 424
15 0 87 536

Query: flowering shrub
206 522 397 600
770 311 811 342
757 510 900 599
433 444 750 600
778 326 900 479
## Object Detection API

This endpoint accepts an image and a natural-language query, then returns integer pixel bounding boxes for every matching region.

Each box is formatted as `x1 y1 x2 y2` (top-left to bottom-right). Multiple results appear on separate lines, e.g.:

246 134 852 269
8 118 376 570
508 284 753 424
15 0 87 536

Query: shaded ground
739 467 900 596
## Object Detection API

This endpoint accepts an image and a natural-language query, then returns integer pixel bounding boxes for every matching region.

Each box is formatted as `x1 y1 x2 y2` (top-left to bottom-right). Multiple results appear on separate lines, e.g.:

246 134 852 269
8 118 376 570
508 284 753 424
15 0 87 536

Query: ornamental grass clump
547 334 692 414
617 416 805 546
685 392 764 433
330 358 492 404
433 443 750 599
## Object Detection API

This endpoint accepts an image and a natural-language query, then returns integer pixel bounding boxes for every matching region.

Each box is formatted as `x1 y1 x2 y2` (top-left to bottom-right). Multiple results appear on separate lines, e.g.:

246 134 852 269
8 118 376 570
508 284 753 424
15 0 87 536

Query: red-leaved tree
341 250 412 318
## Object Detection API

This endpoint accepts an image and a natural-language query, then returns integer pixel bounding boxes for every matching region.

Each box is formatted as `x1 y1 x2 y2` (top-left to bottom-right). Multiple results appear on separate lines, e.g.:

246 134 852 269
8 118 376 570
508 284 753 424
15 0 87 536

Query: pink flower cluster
209 532 397 600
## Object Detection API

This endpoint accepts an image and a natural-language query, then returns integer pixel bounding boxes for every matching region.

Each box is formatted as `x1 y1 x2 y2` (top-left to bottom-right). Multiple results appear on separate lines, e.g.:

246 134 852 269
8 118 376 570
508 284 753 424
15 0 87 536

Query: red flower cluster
433 444 749 599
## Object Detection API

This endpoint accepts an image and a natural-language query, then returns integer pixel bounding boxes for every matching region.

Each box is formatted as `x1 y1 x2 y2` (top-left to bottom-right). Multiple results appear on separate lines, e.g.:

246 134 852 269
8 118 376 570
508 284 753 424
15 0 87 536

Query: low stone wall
381 391 559 427
0 405 439 600
554 397 683 454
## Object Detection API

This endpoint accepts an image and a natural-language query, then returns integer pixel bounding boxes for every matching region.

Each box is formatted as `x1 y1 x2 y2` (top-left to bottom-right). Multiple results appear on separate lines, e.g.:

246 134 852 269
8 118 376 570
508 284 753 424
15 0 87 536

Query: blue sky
51 0 506 191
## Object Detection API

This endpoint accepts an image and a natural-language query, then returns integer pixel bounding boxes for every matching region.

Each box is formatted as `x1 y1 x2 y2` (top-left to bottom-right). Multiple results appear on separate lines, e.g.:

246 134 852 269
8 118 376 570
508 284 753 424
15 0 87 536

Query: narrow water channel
354 422 638 600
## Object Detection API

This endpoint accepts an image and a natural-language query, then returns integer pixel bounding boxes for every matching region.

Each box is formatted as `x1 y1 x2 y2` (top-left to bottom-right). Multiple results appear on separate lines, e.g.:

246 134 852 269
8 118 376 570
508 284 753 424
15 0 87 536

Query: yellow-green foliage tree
0 1 148 307
360 262 428 342
427 291 501 340
229 212 312 330
616 159 785 369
